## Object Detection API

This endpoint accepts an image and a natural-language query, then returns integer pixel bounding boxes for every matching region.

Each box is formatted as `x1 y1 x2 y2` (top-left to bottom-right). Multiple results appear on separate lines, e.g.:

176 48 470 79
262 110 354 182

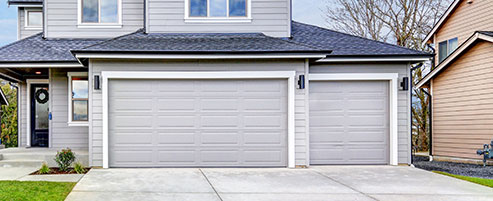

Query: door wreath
35 89 49 104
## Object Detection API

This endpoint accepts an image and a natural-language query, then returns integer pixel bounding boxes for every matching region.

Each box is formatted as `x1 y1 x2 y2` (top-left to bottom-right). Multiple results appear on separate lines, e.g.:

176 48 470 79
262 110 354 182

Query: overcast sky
0 0 328 46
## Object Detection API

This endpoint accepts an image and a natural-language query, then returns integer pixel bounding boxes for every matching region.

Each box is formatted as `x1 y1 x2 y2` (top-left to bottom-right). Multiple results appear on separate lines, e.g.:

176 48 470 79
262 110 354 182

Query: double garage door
107 77 390 167
108 79 288 167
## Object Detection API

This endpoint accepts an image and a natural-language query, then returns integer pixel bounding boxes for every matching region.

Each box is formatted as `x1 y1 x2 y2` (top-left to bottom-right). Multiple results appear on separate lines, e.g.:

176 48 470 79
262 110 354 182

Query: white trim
74 53 328 60
184 0 252 23
67 72 89 127
0 63 84 68
416 32 493 88
77 0 123 27
101 71 296 168
24 8 43 29
303 59 310 167
317 57 431 63
308 73 399 166
9 4 43 7
422 0 460 46
26 79 49 147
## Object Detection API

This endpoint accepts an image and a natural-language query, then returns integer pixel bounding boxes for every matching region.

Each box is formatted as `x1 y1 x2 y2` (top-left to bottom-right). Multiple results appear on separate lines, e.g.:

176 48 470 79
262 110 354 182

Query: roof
0 33 105 63
72 29 328 54
422 0 460 45
289 22 431 56
7 0 43 5
416 31 493 88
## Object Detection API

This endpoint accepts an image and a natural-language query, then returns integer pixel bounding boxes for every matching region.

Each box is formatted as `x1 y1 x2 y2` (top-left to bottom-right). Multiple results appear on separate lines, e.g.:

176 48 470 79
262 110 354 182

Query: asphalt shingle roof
289 22 430 56
74 30 327 53
0 33 104 62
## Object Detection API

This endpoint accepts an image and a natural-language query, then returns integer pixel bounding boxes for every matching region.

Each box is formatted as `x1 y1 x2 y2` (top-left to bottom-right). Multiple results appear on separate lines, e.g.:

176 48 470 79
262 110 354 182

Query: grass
433 171 493 188
0 181 76 201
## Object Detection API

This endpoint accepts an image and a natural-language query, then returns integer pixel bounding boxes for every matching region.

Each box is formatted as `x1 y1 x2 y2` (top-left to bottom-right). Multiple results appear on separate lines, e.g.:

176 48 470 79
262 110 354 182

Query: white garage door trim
101 71 297 168
309 73 399 165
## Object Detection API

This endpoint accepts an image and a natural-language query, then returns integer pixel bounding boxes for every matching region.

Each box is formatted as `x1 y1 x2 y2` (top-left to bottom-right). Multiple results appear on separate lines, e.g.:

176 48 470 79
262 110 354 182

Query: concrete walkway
65 166 493 201
0 167 84 182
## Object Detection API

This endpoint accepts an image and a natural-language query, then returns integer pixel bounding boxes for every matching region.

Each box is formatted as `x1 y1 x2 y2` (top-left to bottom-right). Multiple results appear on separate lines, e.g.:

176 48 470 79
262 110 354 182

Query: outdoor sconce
298 75 305 89
94 75 100 90
401 77 409 91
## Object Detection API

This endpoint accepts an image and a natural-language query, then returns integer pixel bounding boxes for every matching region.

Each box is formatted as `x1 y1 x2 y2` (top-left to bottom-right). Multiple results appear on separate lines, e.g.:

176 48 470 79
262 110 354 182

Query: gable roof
416 31 493 88
422 0 461 46
0 33 104 63
289 22 431 57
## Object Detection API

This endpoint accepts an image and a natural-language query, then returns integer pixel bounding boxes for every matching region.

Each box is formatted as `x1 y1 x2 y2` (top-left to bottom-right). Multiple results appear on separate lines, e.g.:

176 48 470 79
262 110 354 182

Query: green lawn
433 171 493 188
0 181 76 201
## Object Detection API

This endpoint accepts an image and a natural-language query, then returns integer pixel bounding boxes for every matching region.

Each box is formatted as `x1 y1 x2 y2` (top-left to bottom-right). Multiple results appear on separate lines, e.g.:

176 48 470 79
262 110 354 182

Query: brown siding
434 0 493 62
432 41 493 159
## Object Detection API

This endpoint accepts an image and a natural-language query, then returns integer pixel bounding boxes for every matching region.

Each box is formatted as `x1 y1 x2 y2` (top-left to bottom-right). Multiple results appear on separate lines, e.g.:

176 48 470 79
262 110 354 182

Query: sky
0 0 328 46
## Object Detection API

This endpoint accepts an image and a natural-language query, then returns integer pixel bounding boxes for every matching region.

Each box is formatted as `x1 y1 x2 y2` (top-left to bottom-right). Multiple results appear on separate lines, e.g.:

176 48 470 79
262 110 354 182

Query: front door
31 84 49 147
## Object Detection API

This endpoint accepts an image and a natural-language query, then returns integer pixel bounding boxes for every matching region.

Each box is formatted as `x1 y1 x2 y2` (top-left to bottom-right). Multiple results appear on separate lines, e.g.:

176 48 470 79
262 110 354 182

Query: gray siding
19 83 27 147
148 0 291 37
89 59 307 167
45 0 144 38
309 63 412 164
18 7 43 39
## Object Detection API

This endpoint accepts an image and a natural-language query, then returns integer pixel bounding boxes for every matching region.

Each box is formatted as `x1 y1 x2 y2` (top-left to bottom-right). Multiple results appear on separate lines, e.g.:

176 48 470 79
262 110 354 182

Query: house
0 0 430 168
416 0 493 163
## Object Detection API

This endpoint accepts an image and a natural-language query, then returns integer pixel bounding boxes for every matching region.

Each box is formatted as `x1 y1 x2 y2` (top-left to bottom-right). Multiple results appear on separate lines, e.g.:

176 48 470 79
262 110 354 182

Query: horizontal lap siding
89 59 307 167
45 0 144 38
432 41 493 159
19 83 27 147
148 0 290 37
309 63 411 164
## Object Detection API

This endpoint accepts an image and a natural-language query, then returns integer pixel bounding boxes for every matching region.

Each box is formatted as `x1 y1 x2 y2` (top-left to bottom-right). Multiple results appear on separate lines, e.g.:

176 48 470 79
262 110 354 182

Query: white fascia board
74 53 328 60
422 0 460 46
0 63 84 68
8 4 43 7
317 56 431 63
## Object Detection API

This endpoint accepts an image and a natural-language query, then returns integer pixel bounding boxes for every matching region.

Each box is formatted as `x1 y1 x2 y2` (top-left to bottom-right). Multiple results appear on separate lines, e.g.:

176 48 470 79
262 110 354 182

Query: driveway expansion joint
199 168 224 201
312 169 379 201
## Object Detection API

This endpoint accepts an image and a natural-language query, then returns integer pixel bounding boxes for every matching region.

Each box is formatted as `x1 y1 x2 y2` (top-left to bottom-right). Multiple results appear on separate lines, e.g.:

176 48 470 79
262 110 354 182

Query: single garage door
309 81 389 164
108 79 288 167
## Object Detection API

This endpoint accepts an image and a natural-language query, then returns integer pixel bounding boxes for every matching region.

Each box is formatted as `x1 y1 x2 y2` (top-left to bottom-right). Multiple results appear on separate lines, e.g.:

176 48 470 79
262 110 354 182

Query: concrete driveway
65 166 493 201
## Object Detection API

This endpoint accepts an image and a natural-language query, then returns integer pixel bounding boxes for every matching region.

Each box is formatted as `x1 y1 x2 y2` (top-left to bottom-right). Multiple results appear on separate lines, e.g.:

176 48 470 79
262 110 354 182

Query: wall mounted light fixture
401 77 409 91
94 75 100 90
298 75 305 89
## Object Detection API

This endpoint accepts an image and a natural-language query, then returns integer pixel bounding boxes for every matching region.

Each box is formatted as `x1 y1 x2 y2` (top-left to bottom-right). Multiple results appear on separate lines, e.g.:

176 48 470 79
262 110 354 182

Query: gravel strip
413 156 493 179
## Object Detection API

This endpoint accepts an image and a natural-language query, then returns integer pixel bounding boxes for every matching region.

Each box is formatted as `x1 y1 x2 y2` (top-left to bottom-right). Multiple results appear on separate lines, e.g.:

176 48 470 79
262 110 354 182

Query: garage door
108 79 288 167
309 81 389 164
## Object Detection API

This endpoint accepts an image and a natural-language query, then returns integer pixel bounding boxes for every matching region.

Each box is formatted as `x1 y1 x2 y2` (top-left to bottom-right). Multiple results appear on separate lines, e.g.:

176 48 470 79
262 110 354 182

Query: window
25 10 42 28
438 37 458 62
80 0 120 24
189 0 248 18
68 72 89 126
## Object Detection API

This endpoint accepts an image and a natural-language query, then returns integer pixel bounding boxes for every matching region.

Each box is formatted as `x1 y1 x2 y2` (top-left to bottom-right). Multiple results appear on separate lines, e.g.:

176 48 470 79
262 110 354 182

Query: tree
1 83 17 148
323 0 452 152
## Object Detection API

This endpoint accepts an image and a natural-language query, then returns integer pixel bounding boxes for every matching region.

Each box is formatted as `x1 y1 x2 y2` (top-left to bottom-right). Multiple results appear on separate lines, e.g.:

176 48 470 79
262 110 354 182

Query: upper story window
186 0 251 22
438 37 458 63
79 0 121 27
68 72 89 126
25 9 42 29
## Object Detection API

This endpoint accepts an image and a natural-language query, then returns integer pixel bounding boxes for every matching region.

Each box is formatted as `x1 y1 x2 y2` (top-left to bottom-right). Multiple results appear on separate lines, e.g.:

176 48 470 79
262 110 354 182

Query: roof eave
317 55 432 63
7 2 43 7
422 0 461 46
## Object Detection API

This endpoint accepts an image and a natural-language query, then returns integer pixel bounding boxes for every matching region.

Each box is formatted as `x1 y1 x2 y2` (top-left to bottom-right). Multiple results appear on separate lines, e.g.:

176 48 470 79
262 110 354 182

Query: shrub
38 163 51 174
73 161 87 174
54 148 76 172
1 84 18 148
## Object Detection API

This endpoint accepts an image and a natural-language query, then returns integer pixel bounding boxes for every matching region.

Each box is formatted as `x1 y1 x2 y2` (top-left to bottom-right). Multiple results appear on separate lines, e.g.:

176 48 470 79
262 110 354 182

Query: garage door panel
310 80 389 165
111 132 154 144
109 79 288 167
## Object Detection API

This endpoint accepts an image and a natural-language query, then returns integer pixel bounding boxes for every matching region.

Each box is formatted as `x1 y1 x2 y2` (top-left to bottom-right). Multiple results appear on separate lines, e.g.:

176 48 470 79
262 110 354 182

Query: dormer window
438 37 458 62
186 0 251 22
78 0 122 27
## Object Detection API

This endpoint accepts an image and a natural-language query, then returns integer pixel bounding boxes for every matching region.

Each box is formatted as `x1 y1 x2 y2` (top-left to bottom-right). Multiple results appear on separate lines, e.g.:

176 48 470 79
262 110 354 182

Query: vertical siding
309 63 411 164
45 0 144 38
433 0 493 62
49 69 89 148
432 41 493 159
89 59 306 167
148 0 291 37
18 7 43 39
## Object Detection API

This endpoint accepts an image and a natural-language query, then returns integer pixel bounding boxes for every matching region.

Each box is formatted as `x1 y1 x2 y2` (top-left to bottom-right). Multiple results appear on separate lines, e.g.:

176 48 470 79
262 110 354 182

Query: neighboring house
417 0 493 163
0 87 9 147
0 0 430 168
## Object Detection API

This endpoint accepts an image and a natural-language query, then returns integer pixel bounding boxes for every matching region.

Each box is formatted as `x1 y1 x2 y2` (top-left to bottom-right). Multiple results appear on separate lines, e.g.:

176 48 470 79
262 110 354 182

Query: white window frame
77 0 123 28
438 37 458 63
68 72 89 126
184 0 252 23
24 8 43 30
101 71 296 168
308 73 399 166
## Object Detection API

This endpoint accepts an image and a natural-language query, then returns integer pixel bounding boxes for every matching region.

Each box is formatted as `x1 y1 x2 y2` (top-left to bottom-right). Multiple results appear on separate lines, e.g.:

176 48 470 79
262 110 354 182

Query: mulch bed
413 156 493 179
30 167 91 175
